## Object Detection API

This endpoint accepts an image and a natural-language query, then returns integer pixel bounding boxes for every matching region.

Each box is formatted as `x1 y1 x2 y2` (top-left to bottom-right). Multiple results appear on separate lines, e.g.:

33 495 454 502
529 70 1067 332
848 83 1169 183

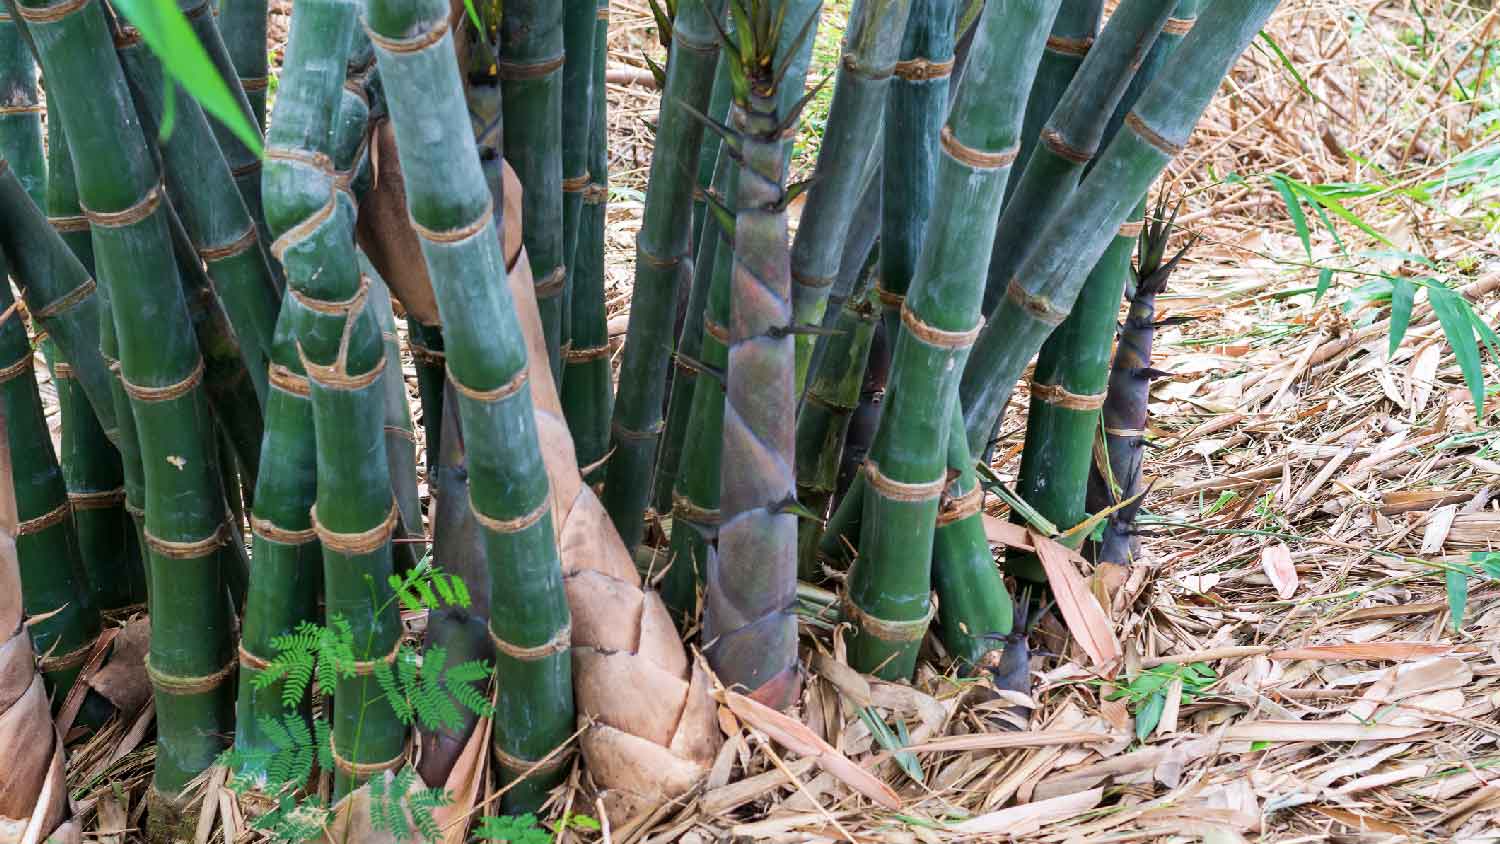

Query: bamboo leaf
1314 267 1333 304
1445 565 1469 633
1267 174 1310 260
111 0 263 157
1387 276 1415 358
1427 283 1485 417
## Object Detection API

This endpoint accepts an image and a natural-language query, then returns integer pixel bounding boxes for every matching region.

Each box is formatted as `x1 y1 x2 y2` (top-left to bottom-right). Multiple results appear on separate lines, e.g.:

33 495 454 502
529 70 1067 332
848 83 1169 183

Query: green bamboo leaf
1288 179 1392 246
1257 32 1319 104
1387 276 1415 358
462 0 485 33
1428 283 1485 417
1135 690 1166 741
1314 267 1333 304
1474 552 1500 581
1267 174 1310 260
111 0 263 157
1445 565 1469 633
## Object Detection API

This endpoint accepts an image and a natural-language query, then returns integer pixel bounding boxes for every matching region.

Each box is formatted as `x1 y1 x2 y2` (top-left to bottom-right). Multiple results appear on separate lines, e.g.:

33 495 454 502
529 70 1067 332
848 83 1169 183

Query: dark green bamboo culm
499 0 567 379
410 321 447 471
845 0 1059 680
561 0 614 483
367 264 425 566
0 256 102 701
960 0 1281 456
602 0 727 552
560 0 598 357
691 52 734 257
788 0 913 387
0 14 43 201
369 0 576 810
263 0 403 797
217 0 270 128
17 0 240 803
1007 0 1200 583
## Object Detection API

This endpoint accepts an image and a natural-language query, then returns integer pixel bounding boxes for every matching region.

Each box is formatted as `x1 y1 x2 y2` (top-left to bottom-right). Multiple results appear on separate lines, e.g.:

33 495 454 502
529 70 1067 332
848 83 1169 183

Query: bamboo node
1006 277 1067 326
534 266 568 298
329 735 406 776
802 390 854 413
1105 426 1146 439
16 501 69 536
578 446 614 478
791 267 835 290
68 487 126 510
239 75 270 92
672 491 722 526
1124 112 1183 157
270 194 337 262
1162 16 1196 35
408 338 446 364
940 126 1019 170
582 183 608 204
121 357 205 402
47 214 89 233
350 640 401 676
384 424 417 443
181 0 210 18
488 620 571 661
562 173 590 193
863 459 946 502
289 273 369 318
409 195 493 245
250 514 317 545
365 14 450 54
492 741 573 777
841 52 896 80
702 316 729 345
268 363 312 397
672 28 718 56
1045 34 1093 56
310 498 399 556
1118 219 1144 238
14 0 91 24
1031 380 1106 411
892 56 955 81
80 182 163 228
265 147 334 173
611 419 663 442
470 492 550 536
145 653 237 694
936 484 984 527
34 278 96 321
231 159 263 178
0 103 43 115
52 361 75 379
637 245 680 270
38 639 95 673
448 365 528 403
874 283 905 310
238 644 272 672
1040 127 1094 164
145 521 230 560
563 343 610 363
842 594 936 643
198 224 261 262
495 52 565 80
900 302 980 350
0 353 35 385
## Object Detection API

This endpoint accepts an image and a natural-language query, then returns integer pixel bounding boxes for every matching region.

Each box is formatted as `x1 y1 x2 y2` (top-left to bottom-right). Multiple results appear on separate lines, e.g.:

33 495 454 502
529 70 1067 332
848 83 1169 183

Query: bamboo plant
369 0 576 809
216 0 269 127
603 0 727 552
561 0 598 355
845 0 1058 680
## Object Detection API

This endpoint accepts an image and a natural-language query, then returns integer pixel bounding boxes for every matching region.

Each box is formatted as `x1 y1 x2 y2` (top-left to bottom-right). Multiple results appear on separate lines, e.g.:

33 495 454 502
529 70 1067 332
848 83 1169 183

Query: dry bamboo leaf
719 691 900 810
433 710 491 844
949 786 1104 835
1341 657 1472 723
1221 720 1426 742
1379 490 1472 515
1259 541 1299 600
1308 805 1410 835
1267 642 1455 661
88 618 151 714
901 730 1119 753
95 793 127 844
1030 531 1121 671
1420 503 1459 554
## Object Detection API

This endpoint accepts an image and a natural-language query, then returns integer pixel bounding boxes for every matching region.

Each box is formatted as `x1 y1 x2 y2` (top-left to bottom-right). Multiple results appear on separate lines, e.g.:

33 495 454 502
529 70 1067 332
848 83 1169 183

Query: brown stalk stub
384 424 417 443
900 302 980 349
940 126 1019 170
489 620 572 661
16 501 68 536
448 366 528 403
843 593 936 642
145 653 237 695
68 487 126 510
1006 277 1067 326
145 521 229 560
34 278 95 321
1124 112 1183 157
496 53 566 81
410 195 493 245
1040 127 1093 164
470 493 550 535
48 214 89 233
842 52 896 81
38 639 95 673
1045 34 1093 56
672 491 721 526
268 363 312 397
121 357 205 403
936 484 984 527
311 498 399 556
562 172 591 193
893 56 955 81
250 514 317 545
80 182 162 228
864 458 946 502
0 353 34 385
578 445 615 478
1031 380 1106 411
329 735 406 776
534 265 568 298
14 0 92 25
197 224 261 262
365 14 450 55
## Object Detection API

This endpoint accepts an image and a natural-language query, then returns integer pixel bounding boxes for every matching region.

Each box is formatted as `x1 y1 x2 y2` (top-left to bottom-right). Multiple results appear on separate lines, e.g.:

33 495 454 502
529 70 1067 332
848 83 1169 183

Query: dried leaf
950 787 1104 835
1221 720 1426 742
1267 642 1454 661
1259 541 1298 599
1030 531 1121 670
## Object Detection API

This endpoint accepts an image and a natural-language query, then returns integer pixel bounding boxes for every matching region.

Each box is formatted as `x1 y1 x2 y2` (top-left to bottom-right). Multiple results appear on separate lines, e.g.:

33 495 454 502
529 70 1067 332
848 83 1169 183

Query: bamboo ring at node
864 459 946 502
1045 34 1092 56
471 493 550 535
1163 16 1197 35
448 366 528 403
16 501 68 536
563 343 611 363
231 159 263 178
578 446 615 478
893 56 955 81
702 315 729 345
365 13 449 53
80 182 162 228
51 362 73 379
145 521 230 559
492 742 573 777
636 245 679 270
534 266 568 298
1006 277 1067 326
239 75 270 92
672 491 722 526
936 484 984 527
268 363 311 397
309 497 399 556
329 735 406 776
496 52 565 80
842 593 937 643
237 643 272 672
409 195 493 244
38 639 95 673
582 183 608 204
1041 127 1093 164
940 125 1019 170
13 0 92 25
269 194 336 262
34 278 96 321
900 302 980 349
1031 380 1106 411
1125 112 1183 157
1105 426 1147 439
350 640 402 676
842 51 896 80
48 214 89 233
0 103 43 115
792 267 835 290
68 487 126 511
145 653 237 695
562 173 591 193
408 339 445 364
489 620 571 661
250 513 317 545
198 224 260 262
0 352 34 384
874 283 904 310
611 418 663 442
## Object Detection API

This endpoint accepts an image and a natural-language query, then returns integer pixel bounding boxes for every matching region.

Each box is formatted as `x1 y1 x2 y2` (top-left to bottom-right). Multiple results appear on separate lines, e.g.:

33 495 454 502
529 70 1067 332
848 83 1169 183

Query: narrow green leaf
462 0 485 34
1445 565 1469 633
1314 267 1333 304
1268 174 1311 260
1428 284 1485 417
1387 276 1415 358
1135 691 1166 741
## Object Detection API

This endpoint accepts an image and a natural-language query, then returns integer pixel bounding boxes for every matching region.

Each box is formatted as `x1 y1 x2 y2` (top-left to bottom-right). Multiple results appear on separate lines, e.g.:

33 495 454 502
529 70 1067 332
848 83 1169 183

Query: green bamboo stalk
366 263 425 566
0 260 102 701
0 16 43 201
1007 0 1200 583
409 320 446 471
499 0 567 380
216 0 269 128
602 0 727 552
1002 0 1100 210
960 0 1281 454
561 0 613 484
845 0 1058 680
15 0 238 799
691 51 733 256
368 0 576 810
561 0 598 358
115 14 279 405
262 0 403 797
979 0 1174 317
787 0 913 388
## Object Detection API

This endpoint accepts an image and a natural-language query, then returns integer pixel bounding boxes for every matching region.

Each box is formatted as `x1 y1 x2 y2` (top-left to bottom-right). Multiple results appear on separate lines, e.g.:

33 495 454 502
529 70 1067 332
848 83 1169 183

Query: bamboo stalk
561 0 598 360
216 0 269 128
